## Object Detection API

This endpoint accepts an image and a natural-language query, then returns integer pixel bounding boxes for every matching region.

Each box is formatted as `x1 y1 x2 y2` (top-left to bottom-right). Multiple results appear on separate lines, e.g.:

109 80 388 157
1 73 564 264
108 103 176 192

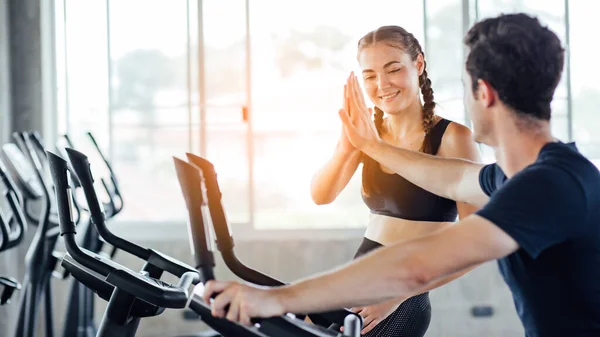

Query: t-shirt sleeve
475 165 587 259
478 163 506 196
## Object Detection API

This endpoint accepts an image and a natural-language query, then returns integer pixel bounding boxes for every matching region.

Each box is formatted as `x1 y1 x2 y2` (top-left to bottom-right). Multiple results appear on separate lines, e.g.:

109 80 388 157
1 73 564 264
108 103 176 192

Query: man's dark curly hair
464 13 565 121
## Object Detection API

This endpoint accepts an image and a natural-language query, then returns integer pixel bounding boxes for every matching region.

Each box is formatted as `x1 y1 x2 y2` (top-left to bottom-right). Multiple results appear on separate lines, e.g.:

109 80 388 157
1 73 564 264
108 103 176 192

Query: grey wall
0 229 522 337
0 0 52 336
2 0 54 141
7 0 45 135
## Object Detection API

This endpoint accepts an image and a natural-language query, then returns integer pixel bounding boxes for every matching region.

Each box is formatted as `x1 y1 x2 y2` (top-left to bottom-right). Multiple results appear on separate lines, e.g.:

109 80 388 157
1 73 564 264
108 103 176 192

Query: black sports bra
361 118 458 222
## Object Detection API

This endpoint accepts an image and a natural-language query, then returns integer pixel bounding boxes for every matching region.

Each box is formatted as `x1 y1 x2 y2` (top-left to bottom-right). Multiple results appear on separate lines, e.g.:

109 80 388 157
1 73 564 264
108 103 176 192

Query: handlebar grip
100 177 116 216
0 276 21 305
106 269 193 309
185 153 234 252
147 249 200 280
342 314 362 337
64 148 105 227
177 271 199 290
173 157 217 283
46 151 76 236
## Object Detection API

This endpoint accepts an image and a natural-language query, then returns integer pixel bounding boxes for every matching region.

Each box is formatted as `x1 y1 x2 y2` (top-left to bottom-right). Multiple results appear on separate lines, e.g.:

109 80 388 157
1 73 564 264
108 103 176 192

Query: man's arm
204 163 582 324
204 215 517 323
338 76 490 207
274 215 518 314
363 141 488 208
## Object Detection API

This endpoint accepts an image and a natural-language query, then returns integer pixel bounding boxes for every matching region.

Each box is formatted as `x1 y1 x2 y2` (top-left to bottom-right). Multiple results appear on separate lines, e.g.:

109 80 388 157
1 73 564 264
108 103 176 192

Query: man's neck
493 122 555 177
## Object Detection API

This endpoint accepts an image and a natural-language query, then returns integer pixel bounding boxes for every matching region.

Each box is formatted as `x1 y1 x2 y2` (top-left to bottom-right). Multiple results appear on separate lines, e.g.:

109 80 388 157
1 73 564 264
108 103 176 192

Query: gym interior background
0 0 598 336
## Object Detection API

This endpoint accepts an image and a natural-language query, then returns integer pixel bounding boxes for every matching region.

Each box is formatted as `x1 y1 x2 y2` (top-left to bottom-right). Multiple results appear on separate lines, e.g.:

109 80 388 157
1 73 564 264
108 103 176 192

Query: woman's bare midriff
364 212 454 246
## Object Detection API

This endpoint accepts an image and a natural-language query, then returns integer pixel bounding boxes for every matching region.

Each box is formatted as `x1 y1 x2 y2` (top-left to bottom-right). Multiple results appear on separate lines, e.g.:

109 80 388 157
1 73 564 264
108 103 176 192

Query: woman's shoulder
436 117 478 158
438 117 473 143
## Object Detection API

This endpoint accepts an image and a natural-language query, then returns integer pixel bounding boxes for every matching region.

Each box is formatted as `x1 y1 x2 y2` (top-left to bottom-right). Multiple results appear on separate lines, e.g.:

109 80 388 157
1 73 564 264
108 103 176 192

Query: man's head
462 13 565 145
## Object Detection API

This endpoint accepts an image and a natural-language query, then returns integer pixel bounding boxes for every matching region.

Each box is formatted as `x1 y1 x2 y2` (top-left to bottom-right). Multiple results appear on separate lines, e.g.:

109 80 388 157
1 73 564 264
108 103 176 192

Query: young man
202 13 600 337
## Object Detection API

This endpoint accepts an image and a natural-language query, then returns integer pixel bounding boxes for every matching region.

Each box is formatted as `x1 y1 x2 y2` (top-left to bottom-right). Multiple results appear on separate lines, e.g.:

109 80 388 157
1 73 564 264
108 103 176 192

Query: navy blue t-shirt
476 142 600 337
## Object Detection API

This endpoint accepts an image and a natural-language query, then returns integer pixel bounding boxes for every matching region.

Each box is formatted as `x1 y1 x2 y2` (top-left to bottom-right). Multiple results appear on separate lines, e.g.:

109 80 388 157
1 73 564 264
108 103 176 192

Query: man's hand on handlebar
202 280 286 326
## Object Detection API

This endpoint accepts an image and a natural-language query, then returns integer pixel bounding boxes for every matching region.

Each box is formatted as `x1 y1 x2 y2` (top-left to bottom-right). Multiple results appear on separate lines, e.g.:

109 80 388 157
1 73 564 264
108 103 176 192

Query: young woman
311 26 482 337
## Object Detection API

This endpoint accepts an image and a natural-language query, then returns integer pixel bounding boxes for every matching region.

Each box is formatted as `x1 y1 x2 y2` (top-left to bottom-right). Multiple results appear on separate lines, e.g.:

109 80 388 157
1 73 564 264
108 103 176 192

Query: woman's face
358 42 423 114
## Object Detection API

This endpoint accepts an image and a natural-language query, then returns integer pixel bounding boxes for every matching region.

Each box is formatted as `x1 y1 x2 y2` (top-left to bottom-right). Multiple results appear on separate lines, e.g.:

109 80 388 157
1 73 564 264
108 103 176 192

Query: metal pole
197 0 206 157
106 0 114 162
245 0 255 227
64 0 70 136
422 0 428 56
462 0 471 125
186 0 192 151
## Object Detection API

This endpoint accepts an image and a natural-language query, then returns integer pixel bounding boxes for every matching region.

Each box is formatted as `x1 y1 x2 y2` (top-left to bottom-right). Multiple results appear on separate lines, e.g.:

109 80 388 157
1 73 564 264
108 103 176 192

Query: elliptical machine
1 131 66 337
0 153 27 253
57 133 220 337
184 153 359 332
47 148 201 337
56 133 122 337
47 144 361 337
0 157 26 306
172 156 362 337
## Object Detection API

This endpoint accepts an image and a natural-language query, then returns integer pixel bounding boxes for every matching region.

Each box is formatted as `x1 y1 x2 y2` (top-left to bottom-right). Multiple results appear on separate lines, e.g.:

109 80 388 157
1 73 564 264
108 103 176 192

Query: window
202 0 250 225
56 0 195 222
56 0 109 141
108 1 192 222
54 1 592 230
54 0 117 206
425 0 466 125
248 0 424 229
569 1 600 159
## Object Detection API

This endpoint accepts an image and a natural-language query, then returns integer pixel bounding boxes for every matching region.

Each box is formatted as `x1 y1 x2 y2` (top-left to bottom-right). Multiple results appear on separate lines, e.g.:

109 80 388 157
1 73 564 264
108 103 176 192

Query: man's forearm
269 216 507 317
273 241 428 315
363 141 477 202
405 265 478 299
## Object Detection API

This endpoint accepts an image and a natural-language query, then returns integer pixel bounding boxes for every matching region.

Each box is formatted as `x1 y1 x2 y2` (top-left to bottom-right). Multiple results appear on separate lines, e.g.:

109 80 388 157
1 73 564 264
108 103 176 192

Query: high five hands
338 72 383 152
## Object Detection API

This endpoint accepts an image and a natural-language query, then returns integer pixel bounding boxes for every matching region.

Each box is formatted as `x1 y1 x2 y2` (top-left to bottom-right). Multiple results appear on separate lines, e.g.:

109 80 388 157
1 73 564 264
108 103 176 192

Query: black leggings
353 237 432 337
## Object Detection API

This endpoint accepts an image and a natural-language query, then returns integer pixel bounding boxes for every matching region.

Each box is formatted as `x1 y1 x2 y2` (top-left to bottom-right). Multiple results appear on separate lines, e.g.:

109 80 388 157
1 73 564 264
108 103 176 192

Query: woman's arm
310 144 363 205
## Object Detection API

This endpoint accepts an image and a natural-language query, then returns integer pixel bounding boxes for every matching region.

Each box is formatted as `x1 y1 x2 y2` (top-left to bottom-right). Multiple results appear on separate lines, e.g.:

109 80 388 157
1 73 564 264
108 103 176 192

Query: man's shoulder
535 142 600 186
479 162 506 196
511 148 600 210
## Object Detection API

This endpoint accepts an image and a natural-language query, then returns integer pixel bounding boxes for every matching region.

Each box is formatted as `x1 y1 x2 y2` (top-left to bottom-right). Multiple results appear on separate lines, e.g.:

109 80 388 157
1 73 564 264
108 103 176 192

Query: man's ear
477 79 496 107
